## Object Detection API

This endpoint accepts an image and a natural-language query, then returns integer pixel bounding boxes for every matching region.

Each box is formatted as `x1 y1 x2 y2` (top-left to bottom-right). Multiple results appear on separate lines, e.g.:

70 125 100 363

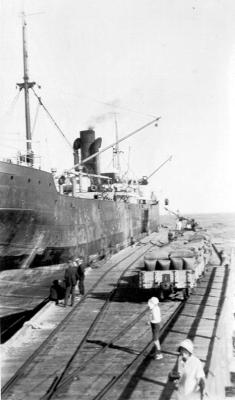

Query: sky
0 0 235 214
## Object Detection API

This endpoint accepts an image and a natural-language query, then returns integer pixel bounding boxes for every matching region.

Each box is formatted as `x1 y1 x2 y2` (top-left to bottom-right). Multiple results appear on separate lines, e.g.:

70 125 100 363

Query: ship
0 14 161 271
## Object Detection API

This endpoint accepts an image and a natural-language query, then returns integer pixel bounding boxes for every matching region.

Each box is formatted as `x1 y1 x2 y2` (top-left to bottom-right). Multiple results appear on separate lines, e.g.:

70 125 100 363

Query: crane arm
68 117 161 172
147 155 173 180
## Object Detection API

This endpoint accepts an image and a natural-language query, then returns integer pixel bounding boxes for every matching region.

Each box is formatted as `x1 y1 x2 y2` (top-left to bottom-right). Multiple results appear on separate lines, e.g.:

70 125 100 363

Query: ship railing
1 154 42 169
54 171 112 196
53 172 159 206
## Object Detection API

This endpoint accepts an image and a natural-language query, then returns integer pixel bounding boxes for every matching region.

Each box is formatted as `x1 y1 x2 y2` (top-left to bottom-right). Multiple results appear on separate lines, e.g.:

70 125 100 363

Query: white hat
148 297 159 309
178 339 194 354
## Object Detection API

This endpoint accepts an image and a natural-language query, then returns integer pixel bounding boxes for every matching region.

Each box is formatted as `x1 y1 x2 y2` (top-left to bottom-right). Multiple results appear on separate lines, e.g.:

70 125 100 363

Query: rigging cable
0 91 20 121
31 88 72 149
46 88 158 119
1 143 23 151
103 157 114 172
31 101 40 136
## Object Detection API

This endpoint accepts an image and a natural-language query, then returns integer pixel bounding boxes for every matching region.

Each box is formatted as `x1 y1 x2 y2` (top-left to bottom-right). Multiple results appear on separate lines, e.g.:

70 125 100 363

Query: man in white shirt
220 250 230 267
174 339 206 400
176 218 183 232
148 297 163 360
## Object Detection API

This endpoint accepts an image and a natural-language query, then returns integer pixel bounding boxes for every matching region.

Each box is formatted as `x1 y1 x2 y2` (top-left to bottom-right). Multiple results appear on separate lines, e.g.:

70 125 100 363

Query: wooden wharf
1 230 231 400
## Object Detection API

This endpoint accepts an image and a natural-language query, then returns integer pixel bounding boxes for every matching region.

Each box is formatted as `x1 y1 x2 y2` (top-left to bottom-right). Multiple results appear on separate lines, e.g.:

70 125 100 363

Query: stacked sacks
170 249 195 258
187 242 205 263
168 242 184 251
183 231 195 241
170 257 184 270
183 257 197 270
190 232 210 241
169 248 196 270
144 243 205 272
144 248 171 271
157 258 171 270
155 249 171 270
144 251 158 271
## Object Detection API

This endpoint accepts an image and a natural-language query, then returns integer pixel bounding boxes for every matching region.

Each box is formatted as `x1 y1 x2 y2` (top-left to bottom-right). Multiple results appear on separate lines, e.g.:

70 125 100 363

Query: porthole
28 178 31 183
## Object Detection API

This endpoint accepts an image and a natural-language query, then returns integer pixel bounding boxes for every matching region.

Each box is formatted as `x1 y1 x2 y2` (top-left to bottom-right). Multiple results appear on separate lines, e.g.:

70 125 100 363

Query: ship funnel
90 137 102 175
80 129 102 177
73 138 81 171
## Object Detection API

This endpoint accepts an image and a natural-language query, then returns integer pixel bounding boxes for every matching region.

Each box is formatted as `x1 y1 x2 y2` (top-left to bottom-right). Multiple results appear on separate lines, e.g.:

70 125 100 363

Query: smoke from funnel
87 98 121 126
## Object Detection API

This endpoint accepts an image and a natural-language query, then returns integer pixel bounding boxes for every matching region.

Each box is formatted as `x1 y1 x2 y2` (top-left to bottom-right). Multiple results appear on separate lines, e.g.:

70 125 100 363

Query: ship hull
0 161 159 270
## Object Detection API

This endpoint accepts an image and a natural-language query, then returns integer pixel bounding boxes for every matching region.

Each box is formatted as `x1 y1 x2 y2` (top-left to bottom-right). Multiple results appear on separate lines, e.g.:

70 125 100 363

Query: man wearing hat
75 257 85 296
174 338 206 399
219 249 230 267
64 260 77 306
148 297 163 360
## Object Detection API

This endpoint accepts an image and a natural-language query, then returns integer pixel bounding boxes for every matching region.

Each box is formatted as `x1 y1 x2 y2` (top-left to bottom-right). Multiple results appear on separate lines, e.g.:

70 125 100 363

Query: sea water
191 212 235 252
161 212 235 253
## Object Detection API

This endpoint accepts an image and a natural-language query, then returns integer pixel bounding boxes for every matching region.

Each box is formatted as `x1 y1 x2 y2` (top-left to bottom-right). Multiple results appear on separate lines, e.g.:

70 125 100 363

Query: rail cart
138 259 205 300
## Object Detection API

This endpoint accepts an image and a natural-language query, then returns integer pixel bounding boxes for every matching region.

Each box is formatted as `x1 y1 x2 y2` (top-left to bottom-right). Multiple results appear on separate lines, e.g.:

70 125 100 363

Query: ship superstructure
0 126 160 269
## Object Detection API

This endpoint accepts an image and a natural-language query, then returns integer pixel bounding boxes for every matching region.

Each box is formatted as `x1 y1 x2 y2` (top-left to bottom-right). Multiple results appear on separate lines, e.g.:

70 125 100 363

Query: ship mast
17 13 35 166
113 113 121 172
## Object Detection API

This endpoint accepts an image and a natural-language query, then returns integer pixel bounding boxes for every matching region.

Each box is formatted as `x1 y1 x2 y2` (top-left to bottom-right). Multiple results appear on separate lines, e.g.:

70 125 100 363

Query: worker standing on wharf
76 257 85 296
64 260 77 306
172 339 206 400
168 230 175 242
49 280 65 305
191 219 197 232
175 218 183 235
148 297 163 360
219 250 230 266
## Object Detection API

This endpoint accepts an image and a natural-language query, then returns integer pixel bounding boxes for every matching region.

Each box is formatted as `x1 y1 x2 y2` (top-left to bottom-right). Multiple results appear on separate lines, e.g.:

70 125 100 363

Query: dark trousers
64 285 75 306
150 322 161 356
78 278 85 295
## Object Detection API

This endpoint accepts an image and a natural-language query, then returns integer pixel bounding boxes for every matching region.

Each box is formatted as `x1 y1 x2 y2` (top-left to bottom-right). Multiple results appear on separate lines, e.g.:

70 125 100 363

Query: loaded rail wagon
137 233 212 300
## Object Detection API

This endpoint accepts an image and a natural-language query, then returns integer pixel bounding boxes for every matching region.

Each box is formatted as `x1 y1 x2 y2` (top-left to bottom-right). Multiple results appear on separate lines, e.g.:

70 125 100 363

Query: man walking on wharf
148 297 163 360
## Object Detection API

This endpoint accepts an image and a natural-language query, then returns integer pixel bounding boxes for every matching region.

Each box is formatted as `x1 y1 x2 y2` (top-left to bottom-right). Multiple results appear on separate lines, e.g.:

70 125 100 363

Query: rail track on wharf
2 243 229 400
2 234 165 397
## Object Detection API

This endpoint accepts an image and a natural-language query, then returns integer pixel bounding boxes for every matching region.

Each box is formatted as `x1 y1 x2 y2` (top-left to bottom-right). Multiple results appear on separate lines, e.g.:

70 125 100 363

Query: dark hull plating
0 161 159 270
